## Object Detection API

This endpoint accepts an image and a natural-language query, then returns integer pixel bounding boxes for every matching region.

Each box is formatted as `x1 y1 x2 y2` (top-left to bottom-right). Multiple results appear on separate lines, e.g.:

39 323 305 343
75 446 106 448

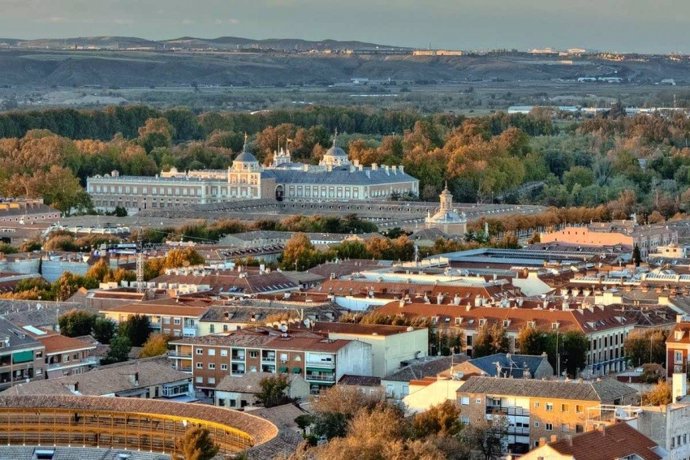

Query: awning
292 367 302 374
279 366 289 373
306 367 334 374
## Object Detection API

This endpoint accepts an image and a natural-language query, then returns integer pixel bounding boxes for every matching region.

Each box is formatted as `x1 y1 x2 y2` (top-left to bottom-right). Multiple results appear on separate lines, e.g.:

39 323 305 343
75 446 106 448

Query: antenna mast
136 228 144 293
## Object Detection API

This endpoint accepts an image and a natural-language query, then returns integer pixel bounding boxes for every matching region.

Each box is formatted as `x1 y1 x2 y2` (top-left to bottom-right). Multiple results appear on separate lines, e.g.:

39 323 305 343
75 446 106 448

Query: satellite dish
279 324 288 333
303 319 311 328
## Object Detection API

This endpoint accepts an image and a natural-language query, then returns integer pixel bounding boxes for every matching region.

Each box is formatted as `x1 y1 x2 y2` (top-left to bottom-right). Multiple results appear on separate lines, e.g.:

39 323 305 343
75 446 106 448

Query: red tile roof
37 334 97 355
543 422 661 460
374 302 633 334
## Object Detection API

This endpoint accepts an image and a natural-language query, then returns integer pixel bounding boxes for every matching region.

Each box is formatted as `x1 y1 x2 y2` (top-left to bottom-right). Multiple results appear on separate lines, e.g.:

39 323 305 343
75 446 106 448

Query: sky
1 0 690 53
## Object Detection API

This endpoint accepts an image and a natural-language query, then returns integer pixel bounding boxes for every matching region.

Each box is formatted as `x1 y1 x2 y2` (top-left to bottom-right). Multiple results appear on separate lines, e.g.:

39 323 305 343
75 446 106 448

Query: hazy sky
2 0 689 53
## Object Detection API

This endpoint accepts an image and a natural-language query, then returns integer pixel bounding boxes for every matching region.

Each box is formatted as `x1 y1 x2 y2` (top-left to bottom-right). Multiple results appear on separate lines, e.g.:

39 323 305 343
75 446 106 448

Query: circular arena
0 395 278 458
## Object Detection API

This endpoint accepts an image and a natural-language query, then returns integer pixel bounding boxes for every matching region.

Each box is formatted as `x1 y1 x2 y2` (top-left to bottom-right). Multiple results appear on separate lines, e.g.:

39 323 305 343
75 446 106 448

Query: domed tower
425 183 467 236
320 130 351 168
232 134 260 172
439 182 453 214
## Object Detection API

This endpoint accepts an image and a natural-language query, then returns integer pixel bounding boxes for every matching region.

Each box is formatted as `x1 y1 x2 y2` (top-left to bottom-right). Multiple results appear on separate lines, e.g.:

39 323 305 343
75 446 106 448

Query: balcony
231 353 245 362
486 405 530 417
261 353 276 363
47 356 99 371
305 373 336 383
182 327 197 337
305 360 335 369
168 351 192 359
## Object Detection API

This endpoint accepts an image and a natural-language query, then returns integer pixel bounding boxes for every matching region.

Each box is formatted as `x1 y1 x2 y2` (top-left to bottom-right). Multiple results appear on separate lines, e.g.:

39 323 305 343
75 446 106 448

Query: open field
1 49 690 112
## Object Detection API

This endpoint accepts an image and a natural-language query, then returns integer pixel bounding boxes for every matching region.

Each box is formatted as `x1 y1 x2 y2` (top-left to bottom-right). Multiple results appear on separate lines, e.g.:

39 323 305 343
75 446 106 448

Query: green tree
256 374 291 408
58 310 96 337
139 333 170 358
559 330 589 377
633 244 642 266
118 314 151 347
472 323 509 358
175 427 219 460
92 317 116 344
101 335 131 365
38 165 91 215
624 328 668 367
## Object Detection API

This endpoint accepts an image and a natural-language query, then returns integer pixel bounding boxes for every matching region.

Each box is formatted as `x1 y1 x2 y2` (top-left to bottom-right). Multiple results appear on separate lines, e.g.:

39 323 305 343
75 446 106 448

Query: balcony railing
231 354 245 361
305 361 335 369
47 356 99 370
262 355 276 363
305 374 336 382
486 405 530 417
168 351 192 358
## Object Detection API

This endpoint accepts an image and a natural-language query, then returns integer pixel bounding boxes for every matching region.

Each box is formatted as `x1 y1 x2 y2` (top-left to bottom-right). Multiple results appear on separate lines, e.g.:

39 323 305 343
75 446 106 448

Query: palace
86 135 419 214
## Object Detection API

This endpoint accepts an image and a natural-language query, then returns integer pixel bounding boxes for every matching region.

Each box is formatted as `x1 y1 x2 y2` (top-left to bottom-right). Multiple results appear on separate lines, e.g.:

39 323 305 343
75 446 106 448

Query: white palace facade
86 137 419 214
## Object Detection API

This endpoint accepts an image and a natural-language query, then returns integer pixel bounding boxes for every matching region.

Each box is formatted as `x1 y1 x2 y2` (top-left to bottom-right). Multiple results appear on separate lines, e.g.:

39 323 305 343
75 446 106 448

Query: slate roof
458 376 638 403
468 353 549 379
383 354 467 382
338 375 382 386
1 357 190 397
544 422 661 460
263 167 417 185
0 317 43 352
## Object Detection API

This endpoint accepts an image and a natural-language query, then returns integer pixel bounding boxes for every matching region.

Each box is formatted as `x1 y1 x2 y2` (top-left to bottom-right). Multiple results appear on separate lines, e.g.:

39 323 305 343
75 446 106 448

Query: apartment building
665 319 690 377
100 298 211 338
540 220 678 258
35 333 98 378
310 322 428 378
374 302 637 375
169 331 372 395
0 318 45 391
457 376 639 455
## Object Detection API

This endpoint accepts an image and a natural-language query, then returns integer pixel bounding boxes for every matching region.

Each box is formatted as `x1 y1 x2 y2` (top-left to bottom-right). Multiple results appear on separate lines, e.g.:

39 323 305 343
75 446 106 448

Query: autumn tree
411 400 462 438
138 117 174 153
85 258 111 282
280 233 325 271
175 426 219 460
139 333 170 358
461 416 508 460
642 380 673 406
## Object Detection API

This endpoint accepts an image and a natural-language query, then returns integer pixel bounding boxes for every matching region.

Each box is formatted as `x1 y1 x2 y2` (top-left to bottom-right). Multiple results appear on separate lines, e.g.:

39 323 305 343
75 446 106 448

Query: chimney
538 437 547 447
678 314 685 323
129 372 139 386
550 435 558 443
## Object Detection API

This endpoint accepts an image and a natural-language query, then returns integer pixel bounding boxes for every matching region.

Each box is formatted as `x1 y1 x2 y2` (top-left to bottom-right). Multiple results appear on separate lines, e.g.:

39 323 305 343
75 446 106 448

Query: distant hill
6 35 406 52
0 36 687 89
